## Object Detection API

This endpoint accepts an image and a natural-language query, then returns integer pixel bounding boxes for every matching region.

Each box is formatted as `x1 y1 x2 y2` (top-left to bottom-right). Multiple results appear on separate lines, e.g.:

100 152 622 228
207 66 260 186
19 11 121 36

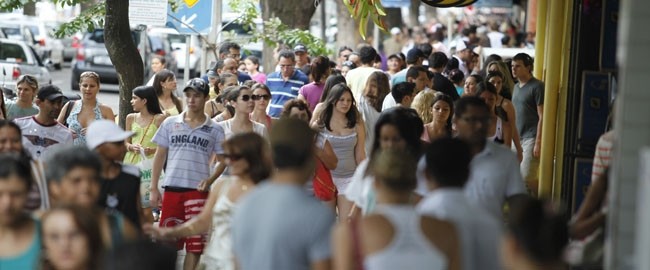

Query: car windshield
0 26 22 41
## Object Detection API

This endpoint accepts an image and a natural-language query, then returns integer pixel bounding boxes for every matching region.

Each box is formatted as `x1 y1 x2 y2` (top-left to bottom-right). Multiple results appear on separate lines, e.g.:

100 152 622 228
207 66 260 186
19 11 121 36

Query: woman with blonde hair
411 91 436 124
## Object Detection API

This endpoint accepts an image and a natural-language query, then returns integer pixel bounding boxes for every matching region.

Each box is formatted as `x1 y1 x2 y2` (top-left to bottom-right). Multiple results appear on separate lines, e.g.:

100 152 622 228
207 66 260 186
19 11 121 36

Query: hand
197 179 210 192
517 148 523 163
80 128 87 136
144 147 156 156
533 141 541 158
130 144 142 152
150 189 162 208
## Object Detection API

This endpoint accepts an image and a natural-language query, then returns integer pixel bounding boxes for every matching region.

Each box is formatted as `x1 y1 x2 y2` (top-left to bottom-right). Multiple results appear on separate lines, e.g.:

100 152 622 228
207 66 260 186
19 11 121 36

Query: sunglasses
223 153 243 161
187 78 207 90
240 95 252 102
251 94 271 101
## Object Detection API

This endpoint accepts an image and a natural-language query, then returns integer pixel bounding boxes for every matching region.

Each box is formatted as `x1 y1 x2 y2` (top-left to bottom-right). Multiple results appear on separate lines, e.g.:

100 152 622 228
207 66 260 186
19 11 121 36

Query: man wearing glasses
453 96 527 221
218 41 251 84
265 50 309 118
150 78 225 270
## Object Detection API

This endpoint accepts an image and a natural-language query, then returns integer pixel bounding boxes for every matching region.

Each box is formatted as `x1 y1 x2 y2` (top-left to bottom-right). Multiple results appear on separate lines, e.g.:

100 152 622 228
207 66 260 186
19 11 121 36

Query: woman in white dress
144 133 272 270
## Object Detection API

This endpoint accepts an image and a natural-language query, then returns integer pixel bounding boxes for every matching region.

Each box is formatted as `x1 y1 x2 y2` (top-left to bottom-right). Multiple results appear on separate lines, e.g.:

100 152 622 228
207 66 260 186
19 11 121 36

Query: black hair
0 153 32 191
406 66 426 81
338 46 353 57
133 86 163 115
245 55 260 71
426 70 434 80
214 59 226 71
278 50 295 61
513 53 534 70
0 119 22 137
474 81 498 98
251 83 271 96
370 107 423 157
224 85 250 103
151 55 166 66
318 83 358 131
392 82 415 104
417 43 433 58
454 96 490 117
281 99 312 120
448 69 464 84
507 198 568 264
486 70 504 82
103 240 176 270
359 46 378 65
445 57 460 74
219 41 241 57
431 93 454 134
425 137 471 187
429 52 448 69
270 118 316 170
45 145 101 184
319 75 347 103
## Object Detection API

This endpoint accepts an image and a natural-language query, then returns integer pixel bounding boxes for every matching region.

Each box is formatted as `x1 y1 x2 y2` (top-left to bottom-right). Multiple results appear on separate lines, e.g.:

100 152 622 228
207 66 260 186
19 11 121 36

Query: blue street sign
167 0 214 35
382 0 410 8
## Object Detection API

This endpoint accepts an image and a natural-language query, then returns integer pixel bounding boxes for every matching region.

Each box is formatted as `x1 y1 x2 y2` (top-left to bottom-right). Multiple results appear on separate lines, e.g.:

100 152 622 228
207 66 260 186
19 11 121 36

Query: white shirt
381 94 397 111
346 66 382 102
417 188 503 270
14 116 73 159
487 31 505 49
465 141 527 219
453 55 469 78
358 96 381 155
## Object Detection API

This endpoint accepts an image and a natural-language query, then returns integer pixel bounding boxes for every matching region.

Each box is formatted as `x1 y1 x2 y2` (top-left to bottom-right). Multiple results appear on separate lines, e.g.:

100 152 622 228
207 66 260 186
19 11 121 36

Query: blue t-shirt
0 219 40 270
265 70 309 118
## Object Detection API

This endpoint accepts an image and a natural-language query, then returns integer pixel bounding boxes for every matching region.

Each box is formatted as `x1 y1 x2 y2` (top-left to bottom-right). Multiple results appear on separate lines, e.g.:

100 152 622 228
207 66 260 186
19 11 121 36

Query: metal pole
185 35 191 82
320 0 326 41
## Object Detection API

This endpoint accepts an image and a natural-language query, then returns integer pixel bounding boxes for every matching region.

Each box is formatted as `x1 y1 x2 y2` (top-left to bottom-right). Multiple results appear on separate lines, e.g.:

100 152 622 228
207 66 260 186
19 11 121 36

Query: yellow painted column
534 0 548 80
551 0 574 200
538 0 565 197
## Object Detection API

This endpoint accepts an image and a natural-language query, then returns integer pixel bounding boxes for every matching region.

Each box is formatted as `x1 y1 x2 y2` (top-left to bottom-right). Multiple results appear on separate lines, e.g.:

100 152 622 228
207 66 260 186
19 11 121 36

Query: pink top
299 82 325 112
252 72 266 84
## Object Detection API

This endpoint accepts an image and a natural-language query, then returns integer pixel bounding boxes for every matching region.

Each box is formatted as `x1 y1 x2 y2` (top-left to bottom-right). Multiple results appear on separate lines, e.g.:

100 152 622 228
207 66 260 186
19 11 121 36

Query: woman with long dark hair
346 107 423 216
316 83 365 220
250 83 273 132
422 93 454 142
153 69 182 116
475 81 512 147
310 75 347 127
487 70 522 160
124 85 166 163
145 133 272 270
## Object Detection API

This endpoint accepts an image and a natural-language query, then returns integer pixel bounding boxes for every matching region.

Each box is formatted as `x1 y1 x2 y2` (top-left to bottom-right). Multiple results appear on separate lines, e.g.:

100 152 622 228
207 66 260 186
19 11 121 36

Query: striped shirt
152 112 225 189
265 70 309 118
591 130 614 183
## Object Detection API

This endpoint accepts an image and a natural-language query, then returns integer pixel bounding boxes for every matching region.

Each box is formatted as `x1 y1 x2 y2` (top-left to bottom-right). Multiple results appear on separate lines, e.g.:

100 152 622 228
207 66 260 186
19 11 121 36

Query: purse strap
350 217 364 270
129 116 154 164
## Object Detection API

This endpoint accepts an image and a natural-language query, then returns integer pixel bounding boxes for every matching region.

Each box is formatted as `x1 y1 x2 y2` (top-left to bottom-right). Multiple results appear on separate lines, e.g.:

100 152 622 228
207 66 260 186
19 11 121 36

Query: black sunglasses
251 94 271 101
240 95 251 102
223 153 243 161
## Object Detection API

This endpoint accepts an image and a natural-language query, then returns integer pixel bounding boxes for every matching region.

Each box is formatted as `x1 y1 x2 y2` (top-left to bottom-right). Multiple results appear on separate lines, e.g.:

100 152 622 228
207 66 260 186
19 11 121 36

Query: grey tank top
322 131 358 178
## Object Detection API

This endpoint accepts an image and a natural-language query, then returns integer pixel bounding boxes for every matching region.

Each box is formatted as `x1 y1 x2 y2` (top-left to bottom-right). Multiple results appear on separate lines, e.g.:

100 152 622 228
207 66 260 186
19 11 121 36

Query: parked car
0 14 64 69
70 28 151 91
45 21 79 63
149 27 202 77
0 38 52 92
147 33 179 77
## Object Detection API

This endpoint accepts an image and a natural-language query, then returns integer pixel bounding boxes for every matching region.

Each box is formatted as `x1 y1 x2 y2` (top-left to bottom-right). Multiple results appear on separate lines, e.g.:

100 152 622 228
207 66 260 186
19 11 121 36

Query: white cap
86 120 135 149
453 39 467 51
390 27 401 35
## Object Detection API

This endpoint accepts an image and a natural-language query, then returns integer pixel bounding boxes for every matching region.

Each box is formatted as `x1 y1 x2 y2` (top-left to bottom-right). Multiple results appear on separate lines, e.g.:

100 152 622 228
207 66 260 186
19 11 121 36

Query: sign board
578 71 611 152
167 0 214 35
382 0 410 8
572 158 593 213
473 0 513 8
129 0 168 26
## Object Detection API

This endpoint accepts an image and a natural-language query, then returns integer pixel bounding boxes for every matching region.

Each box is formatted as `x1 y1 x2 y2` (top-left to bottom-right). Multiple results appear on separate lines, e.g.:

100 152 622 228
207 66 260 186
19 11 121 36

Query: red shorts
159 189 208 253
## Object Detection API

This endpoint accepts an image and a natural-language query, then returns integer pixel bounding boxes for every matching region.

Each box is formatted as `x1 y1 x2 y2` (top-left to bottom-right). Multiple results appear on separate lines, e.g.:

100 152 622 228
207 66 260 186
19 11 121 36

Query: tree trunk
385 8 404 30
335 0 362 52
23 1 35 16
104 0 143 127
408 0 420 27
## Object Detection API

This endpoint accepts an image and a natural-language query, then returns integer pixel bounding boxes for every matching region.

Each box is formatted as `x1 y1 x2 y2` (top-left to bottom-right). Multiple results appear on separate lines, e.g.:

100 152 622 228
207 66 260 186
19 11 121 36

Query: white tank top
202 177 236 270
364 205 447 270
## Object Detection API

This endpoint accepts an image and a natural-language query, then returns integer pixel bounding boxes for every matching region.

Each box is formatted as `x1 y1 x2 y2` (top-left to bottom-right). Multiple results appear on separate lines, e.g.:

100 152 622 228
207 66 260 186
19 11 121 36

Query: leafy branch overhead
227 0 332 56
343 0 388 39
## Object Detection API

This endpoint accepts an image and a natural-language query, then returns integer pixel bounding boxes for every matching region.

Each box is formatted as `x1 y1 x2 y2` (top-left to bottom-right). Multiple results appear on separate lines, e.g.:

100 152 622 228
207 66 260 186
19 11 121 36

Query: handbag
135 148 155 208
312 158 337 201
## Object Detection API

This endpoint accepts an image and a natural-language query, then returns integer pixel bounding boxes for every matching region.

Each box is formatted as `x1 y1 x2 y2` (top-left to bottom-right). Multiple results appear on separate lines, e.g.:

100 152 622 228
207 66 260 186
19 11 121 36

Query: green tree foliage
342 0 388 39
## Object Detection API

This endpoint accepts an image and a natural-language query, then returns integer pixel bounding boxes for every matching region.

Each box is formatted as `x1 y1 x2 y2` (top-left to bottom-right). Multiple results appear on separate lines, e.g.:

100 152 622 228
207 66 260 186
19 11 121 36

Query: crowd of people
0 24 610 269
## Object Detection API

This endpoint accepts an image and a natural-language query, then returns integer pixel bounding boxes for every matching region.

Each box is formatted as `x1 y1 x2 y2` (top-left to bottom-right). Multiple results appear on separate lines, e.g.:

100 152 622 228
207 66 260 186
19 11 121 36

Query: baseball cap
390 27 401 35
453 39 468 51
86 120 134 149
406 48 426 63
206 69 218 78
37 85 64 101
184 78 209 96
293 44 307 53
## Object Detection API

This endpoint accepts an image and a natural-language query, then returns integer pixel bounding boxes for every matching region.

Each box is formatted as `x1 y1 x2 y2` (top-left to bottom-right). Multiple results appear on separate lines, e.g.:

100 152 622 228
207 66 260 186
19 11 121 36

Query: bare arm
502 117 512 148
316 140 338 170
534 105 543 158
198 155 226 192
331 223 354 270
57 101 70 124
204 100 215 118
100 104 115 121
354 123 366 164
571 172 608 238
505 101 523 161
150 146 168 208
124 114 135 150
